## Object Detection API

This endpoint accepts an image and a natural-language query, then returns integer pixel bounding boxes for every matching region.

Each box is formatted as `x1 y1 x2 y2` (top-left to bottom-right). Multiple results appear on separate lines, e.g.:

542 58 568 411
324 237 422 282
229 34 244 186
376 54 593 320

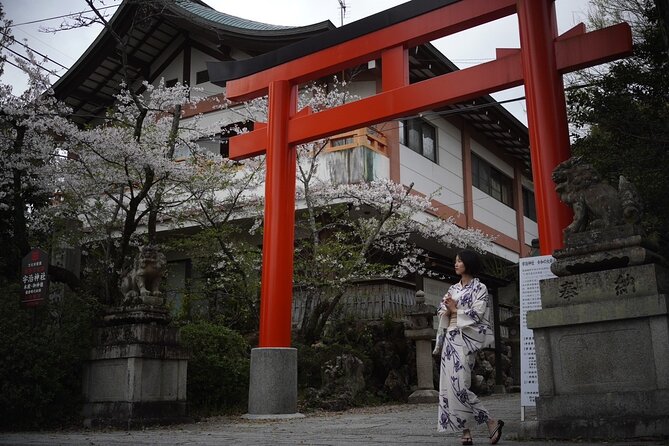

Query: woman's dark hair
457 249 482 276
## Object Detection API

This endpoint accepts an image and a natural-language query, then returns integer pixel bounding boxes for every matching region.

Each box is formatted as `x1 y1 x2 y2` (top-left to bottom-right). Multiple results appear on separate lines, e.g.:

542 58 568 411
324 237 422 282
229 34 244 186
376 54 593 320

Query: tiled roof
175 0 302 31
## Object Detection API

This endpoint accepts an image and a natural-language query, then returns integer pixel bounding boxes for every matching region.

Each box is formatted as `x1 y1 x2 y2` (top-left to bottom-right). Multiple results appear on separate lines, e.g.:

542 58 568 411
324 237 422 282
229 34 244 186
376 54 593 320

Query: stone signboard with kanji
21 248 49 307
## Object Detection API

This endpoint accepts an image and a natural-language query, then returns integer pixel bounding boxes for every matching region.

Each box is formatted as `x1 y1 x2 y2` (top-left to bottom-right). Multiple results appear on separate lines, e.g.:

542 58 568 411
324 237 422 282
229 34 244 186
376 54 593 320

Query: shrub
296 341 372 390
0 282 98 430
180 321 250 414
296 315 413 410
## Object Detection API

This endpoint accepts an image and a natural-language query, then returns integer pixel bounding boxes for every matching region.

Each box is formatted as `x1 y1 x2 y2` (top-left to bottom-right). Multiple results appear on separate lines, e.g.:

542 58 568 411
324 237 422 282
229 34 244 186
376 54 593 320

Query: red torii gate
209 0 632 349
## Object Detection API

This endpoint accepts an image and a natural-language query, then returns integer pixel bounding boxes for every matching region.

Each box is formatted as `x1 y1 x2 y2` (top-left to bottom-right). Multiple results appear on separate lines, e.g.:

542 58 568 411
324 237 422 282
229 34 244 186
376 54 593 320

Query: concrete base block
493 384 507 394
247 347 299 416
82 307 189 428
82 401 188 428
519 415 669 440
242 413 305 420
407 389 439 404
526 263 669 441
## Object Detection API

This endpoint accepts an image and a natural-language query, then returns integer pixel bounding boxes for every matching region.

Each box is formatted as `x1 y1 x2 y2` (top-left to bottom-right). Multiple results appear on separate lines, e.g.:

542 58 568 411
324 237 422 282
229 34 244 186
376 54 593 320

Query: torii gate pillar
518 0 572 255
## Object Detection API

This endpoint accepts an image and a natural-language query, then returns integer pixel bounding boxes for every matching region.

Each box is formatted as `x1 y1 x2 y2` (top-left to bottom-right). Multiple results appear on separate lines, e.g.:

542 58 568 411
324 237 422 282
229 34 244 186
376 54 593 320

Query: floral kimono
436 278 494 433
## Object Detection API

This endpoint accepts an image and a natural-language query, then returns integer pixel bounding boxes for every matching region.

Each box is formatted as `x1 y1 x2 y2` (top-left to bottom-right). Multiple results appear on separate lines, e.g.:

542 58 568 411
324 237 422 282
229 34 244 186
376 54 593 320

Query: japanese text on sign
519 255 556 407
21 248 49 306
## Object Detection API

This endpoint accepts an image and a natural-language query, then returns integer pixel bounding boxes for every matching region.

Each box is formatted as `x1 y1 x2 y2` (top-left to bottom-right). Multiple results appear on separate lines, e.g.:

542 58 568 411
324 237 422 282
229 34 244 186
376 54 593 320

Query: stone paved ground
1 393 666 446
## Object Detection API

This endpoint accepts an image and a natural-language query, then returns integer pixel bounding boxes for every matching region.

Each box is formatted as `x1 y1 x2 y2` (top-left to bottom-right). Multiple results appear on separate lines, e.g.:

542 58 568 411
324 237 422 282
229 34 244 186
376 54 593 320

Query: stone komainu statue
119 244 167 304
552 157 642 235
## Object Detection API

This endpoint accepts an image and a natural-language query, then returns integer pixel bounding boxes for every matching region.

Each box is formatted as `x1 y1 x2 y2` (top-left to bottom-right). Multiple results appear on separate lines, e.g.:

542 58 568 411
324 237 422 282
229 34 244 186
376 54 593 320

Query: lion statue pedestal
82 245 189 428
519 158 669 441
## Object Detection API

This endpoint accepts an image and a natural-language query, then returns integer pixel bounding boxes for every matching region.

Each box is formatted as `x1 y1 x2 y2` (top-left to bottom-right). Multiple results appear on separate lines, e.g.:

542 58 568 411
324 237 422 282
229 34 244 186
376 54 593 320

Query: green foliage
296 340 373 390
0 282 99 430
567 0 669 254
292 204 396 344
296 315 413 409
167 227 261 333
179 321 250 414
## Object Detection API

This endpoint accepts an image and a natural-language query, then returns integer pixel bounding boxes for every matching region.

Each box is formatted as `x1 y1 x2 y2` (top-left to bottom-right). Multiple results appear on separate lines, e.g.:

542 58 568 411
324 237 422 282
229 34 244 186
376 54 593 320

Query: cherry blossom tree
0 9 77 284
45 0 264 306
163 135 265 328
53 80 264 305
234 79 491 343
2 1 490 333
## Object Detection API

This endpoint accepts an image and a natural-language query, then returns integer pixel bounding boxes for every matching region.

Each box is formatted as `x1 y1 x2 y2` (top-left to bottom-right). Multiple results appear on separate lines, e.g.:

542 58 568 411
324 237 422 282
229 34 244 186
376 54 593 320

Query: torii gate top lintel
205 0 632 347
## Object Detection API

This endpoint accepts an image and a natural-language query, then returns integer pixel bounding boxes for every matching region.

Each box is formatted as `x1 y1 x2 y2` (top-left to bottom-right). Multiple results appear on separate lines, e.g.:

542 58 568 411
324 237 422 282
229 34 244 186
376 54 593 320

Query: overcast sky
1 0 591 124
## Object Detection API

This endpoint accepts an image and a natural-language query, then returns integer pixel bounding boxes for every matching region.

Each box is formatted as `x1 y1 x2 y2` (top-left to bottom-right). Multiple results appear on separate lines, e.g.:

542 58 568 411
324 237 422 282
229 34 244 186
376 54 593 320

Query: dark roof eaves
168 0 335 38
52 0 335 97
52 2 131 96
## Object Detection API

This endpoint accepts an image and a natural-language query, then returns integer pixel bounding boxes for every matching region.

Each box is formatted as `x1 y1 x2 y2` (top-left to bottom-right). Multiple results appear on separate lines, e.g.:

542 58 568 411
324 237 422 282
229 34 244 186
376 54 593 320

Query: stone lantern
404 290 439 403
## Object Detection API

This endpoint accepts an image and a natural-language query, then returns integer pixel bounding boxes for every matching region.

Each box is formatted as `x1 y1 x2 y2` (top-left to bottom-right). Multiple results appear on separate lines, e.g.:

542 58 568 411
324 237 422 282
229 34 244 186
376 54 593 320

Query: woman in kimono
433 250 504 445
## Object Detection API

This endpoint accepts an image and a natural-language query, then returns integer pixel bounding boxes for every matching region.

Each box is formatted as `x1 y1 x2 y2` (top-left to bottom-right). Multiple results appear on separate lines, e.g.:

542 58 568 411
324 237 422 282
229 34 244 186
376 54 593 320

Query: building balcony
319 126 390 185
326 126 389 156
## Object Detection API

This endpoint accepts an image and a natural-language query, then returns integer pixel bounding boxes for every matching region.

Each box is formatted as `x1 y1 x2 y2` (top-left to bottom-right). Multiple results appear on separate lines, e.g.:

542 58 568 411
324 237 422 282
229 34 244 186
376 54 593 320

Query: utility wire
8 4 121 27
3 57 24 71
1 44 60 76
9 37 69 70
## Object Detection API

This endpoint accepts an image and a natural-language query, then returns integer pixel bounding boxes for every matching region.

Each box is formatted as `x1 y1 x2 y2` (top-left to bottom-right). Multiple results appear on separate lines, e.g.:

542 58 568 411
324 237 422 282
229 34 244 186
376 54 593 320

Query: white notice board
519 255 556 407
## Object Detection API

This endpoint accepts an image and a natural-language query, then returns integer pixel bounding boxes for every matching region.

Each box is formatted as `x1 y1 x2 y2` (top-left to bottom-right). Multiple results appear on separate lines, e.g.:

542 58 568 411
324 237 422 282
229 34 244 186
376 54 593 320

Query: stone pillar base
493 384 506 394
407 389 439 404
245 347 301 418
519 389 669 439
82 305 188 428
83 401 188 428
525 263 669 440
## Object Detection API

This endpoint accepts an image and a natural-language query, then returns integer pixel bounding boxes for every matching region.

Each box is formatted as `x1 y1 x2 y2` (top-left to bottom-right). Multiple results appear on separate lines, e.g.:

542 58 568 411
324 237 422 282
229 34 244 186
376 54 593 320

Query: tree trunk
7 126 31 279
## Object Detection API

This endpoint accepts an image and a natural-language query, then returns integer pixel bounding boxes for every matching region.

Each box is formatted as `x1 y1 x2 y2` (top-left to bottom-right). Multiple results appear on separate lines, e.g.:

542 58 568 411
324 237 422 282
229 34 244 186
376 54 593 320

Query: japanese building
52 0 532 355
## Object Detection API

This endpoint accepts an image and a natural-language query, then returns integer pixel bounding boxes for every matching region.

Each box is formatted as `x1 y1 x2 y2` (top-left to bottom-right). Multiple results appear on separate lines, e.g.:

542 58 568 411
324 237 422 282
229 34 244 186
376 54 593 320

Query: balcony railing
326 126 388 156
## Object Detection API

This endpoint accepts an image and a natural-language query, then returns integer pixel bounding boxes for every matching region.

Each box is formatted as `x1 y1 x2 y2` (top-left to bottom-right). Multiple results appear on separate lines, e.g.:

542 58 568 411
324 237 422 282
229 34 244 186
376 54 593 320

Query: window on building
190 121 254 158
522 187 537 221
195 69 209 84
400 118 437 162
220 121 253 158
165 78 178 88
165 259 191 316
331 136 354 147
471 153 514 207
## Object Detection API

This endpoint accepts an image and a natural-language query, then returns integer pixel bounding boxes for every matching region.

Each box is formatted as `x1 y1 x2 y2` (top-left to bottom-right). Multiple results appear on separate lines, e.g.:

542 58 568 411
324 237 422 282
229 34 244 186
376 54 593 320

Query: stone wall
292 278 415 326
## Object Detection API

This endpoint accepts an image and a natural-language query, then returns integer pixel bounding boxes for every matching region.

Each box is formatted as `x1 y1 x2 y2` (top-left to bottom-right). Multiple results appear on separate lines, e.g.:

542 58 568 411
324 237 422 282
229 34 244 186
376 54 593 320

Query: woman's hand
444 293 457 313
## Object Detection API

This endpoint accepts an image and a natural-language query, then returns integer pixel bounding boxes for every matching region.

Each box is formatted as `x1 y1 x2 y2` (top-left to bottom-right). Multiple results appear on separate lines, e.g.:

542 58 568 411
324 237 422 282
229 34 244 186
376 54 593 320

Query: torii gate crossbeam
208 0 632 349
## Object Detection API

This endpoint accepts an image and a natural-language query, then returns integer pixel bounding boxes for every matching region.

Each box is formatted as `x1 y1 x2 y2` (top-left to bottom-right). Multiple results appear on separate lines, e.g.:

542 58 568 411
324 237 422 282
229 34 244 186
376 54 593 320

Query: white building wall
524 217 538 244
148 41 532 257
399 116 465 213
472 187 517 239
521 177 538 243
190 48 225 99
152 52 183 86
470 139 517 239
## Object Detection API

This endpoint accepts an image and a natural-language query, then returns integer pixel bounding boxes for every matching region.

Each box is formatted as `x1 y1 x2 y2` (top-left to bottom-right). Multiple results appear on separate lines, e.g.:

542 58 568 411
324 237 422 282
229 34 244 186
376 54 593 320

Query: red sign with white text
21 248 49 307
